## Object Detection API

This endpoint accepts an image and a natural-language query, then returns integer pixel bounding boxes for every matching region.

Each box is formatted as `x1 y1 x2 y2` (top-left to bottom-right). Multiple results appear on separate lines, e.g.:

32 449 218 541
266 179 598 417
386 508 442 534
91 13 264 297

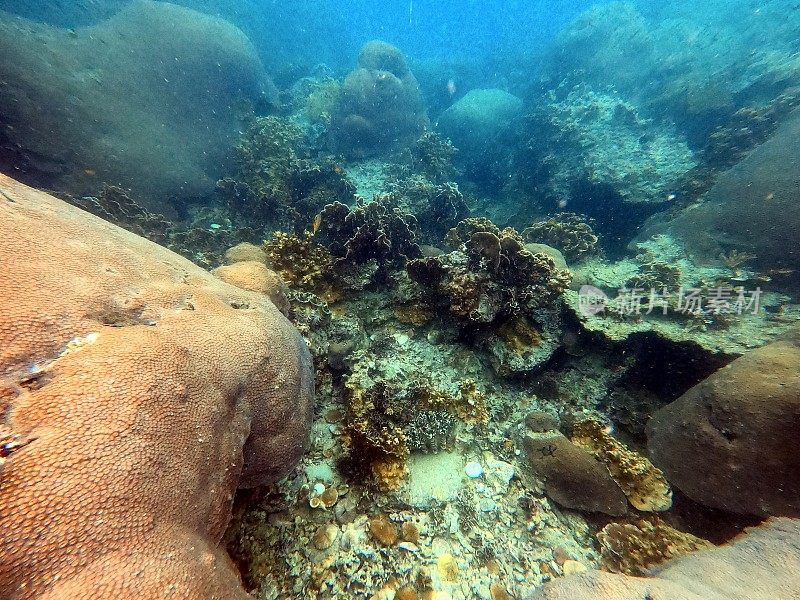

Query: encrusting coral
340 378 489 490
408 219 571 328
571 419 672 512
596 518 713 576
221 115 356 233
262 231 334 291
407 218 571 373
0 174 314 599
523 213 598 263
315 195 422 287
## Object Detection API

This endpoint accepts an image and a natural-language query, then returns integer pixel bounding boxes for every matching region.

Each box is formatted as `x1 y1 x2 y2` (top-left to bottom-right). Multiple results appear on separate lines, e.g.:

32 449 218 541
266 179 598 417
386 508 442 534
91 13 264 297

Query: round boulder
647 334 800 517
436 88 523 155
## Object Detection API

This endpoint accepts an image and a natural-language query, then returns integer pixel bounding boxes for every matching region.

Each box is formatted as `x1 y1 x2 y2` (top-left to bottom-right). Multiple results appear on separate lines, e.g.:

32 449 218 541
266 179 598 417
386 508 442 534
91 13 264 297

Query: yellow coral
262 231 333 290
393 302 433 326
572 419 672 512
372 456 409 491
597 518 713 576
456 379 490 425
413 379 489 425
497 316 543 354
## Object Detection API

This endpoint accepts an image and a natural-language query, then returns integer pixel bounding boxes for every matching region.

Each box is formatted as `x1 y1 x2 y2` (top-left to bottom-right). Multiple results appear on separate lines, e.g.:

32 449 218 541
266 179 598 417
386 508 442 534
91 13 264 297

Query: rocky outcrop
0 175 313 598
660 106 800 281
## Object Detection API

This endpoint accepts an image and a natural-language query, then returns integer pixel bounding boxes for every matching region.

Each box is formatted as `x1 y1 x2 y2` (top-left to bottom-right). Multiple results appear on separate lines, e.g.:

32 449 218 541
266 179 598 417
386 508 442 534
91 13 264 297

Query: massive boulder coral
646 333 800 517
436 88 523 156
0 0 277 212
525 518 800 600
331 40 427 157
659 106 800 284
0 175 314 598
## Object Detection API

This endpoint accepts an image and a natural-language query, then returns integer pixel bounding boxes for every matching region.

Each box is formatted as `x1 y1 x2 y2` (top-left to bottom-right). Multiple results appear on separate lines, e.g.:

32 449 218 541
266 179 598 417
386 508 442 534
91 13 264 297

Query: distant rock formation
0 0 277 213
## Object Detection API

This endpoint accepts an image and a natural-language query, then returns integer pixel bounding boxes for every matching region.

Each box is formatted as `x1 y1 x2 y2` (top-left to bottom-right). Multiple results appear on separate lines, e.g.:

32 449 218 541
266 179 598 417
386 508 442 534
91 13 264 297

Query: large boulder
436 88 523 156
660 106 800 279
0 0 277 213
525 517 800 600
646 334 800 517
0 174 314 598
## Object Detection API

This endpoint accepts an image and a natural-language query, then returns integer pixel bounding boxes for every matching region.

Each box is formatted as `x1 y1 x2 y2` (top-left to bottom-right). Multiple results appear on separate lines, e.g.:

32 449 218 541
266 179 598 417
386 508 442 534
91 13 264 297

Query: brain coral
0 175 314 598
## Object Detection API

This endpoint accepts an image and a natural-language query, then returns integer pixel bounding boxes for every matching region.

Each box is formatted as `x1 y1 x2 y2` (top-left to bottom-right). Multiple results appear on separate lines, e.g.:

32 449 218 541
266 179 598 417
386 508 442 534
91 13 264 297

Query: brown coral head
468 231 502 272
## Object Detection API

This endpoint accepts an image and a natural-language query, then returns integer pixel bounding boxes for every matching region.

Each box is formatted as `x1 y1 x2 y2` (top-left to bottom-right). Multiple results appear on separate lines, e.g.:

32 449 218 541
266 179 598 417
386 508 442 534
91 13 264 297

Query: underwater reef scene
2 0 800 599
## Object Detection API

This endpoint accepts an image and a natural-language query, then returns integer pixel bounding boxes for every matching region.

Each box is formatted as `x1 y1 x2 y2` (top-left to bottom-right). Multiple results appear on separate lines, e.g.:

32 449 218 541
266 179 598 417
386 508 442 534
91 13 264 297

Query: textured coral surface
0 175 313 599
526 518 800 600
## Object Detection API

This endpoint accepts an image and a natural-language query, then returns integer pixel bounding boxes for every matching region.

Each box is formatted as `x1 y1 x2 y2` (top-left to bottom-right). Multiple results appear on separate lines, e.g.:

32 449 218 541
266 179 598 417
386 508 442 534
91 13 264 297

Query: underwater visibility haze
2 0 800 598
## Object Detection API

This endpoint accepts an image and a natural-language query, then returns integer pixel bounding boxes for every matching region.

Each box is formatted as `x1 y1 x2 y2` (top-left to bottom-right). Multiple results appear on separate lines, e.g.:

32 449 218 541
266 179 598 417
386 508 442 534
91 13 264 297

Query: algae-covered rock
0 0 276 212
647 333 800 517
520 84 695 207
